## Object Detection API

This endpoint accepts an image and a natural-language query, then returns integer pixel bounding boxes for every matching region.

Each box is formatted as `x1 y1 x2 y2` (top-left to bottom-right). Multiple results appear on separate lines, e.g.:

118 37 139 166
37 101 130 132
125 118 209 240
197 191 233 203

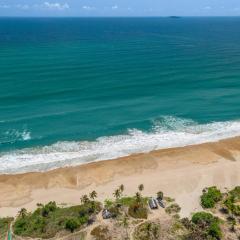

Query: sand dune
0 136 240 217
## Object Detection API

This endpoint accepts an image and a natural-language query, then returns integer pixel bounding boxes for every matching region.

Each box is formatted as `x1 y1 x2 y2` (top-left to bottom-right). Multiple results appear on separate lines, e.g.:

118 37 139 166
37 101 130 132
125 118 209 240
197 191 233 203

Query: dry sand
0 136 240 217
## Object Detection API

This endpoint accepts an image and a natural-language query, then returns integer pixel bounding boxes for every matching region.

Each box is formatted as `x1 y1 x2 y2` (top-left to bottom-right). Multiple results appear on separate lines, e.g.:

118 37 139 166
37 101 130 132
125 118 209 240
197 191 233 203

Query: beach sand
0 136 240 217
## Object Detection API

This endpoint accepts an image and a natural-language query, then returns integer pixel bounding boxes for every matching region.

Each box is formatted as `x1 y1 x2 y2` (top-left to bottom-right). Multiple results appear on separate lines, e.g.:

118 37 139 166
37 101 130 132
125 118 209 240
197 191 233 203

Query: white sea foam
3 129 31 142
0 116 240 174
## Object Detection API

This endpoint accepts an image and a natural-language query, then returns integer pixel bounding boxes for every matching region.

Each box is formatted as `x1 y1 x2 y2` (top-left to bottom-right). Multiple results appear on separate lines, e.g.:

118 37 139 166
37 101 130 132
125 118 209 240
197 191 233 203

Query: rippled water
0 17 240 173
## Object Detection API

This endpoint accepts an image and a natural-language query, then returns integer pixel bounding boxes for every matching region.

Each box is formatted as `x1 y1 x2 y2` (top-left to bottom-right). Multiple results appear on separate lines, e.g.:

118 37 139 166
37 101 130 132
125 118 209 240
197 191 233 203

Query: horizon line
0 15 240 18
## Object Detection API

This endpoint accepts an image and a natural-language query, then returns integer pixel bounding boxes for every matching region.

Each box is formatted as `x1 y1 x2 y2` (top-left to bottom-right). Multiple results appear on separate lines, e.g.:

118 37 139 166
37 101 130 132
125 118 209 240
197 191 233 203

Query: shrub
108 205 120 218
229 186 240 200
13 218 29 236
65 218 80 233
191 212 215 225
191 212 222 240
164 197 175 203
208 222 222 239
41 201 58 217
201 187 222 209
181 218 192 229
91 225 111 240
128 202 148 219
224 190 240 216
133 221 160 240
165 204 181 214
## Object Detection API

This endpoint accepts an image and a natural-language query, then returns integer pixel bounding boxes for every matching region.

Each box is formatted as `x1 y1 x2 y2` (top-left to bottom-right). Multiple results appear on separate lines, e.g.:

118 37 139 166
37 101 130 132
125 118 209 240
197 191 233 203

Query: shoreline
0 136 240 217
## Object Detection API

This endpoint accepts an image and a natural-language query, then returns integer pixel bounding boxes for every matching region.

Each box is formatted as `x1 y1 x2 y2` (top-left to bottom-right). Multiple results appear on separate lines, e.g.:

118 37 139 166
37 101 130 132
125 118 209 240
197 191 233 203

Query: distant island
169 16 181 18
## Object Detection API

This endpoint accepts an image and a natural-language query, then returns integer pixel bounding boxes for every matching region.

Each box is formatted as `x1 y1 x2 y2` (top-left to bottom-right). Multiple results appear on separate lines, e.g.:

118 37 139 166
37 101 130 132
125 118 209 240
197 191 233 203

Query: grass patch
118 196 148 207
13 201 101 239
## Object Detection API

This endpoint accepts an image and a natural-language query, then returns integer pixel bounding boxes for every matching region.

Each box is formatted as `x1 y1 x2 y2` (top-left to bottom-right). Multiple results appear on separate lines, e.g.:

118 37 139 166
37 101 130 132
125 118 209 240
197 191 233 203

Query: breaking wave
1 129 31 144
0 116 240 174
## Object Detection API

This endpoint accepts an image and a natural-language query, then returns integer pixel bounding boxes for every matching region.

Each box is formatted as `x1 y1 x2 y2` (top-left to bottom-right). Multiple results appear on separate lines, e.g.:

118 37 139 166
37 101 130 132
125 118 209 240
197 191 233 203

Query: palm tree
119 184 125 193
113 188 121 200
138 184 144 192
89 190 97 200
80 194 89 204
135 192 142 203
18 208 27 218
157 191 164 200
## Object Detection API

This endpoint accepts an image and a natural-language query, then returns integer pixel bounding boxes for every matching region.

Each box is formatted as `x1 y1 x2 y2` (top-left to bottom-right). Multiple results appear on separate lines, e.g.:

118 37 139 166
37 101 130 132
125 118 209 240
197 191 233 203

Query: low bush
201 187 222 208
65 218 80 233
208 221 222 240
191 212 215 225
165 203 181 214
229 186 240 200
133 221 160 240
191 212 222 240
224 187 240 216
128 202 148 219
91 225 111 240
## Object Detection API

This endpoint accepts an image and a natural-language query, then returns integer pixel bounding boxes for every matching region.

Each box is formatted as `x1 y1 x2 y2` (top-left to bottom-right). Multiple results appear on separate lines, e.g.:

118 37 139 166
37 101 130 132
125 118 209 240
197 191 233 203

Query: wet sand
0 136 240 217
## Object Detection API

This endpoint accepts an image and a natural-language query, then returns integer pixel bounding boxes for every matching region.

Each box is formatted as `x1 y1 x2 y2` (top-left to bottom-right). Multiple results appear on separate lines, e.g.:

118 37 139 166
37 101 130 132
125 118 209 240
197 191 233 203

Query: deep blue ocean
0 17 240 173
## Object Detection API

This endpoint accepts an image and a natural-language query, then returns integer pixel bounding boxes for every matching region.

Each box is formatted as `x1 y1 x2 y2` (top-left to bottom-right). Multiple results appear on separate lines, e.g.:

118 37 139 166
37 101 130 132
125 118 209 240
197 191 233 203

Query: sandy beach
0 136 240 218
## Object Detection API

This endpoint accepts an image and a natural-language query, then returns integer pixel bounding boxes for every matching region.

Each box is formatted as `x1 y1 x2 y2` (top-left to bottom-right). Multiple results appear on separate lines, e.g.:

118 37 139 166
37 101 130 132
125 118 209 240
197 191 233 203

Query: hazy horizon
1 0 240 17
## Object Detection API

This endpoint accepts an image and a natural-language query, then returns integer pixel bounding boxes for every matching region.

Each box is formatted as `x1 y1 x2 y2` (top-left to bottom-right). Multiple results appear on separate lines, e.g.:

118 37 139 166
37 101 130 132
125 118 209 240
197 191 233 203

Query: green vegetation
133 221 160 240
191 211 217 225
91 225 111 240
128 192 148 219
8 185 240 240
164 196 175 203
0 217 13 239
165 203 181 214
128 203 148 219
118 196 148 207
224 186 240 216
156 191 163 200
201 186 222 209
13 200 101 239
104 186 149 220
187 212 222 240
65 218 80 233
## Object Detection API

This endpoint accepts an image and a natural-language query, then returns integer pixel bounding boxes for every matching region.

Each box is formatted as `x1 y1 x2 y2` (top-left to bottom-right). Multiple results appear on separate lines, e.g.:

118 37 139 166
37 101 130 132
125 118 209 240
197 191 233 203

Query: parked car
148 198 158 209
157 198 165 208
102 209 112 219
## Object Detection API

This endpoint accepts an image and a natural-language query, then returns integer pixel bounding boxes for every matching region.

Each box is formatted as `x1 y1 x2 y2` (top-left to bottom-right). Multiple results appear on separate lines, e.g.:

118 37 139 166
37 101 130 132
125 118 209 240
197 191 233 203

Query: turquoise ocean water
0 17 240 173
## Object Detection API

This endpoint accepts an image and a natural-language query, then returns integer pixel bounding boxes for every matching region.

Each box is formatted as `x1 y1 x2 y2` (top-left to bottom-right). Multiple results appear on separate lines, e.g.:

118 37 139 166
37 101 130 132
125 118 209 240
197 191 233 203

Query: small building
102 209 112 219
148 198 158 210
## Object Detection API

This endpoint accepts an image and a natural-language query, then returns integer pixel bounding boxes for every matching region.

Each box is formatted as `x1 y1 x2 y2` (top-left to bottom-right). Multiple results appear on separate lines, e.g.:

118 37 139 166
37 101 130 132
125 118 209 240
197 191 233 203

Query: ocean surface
0 17 240 173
